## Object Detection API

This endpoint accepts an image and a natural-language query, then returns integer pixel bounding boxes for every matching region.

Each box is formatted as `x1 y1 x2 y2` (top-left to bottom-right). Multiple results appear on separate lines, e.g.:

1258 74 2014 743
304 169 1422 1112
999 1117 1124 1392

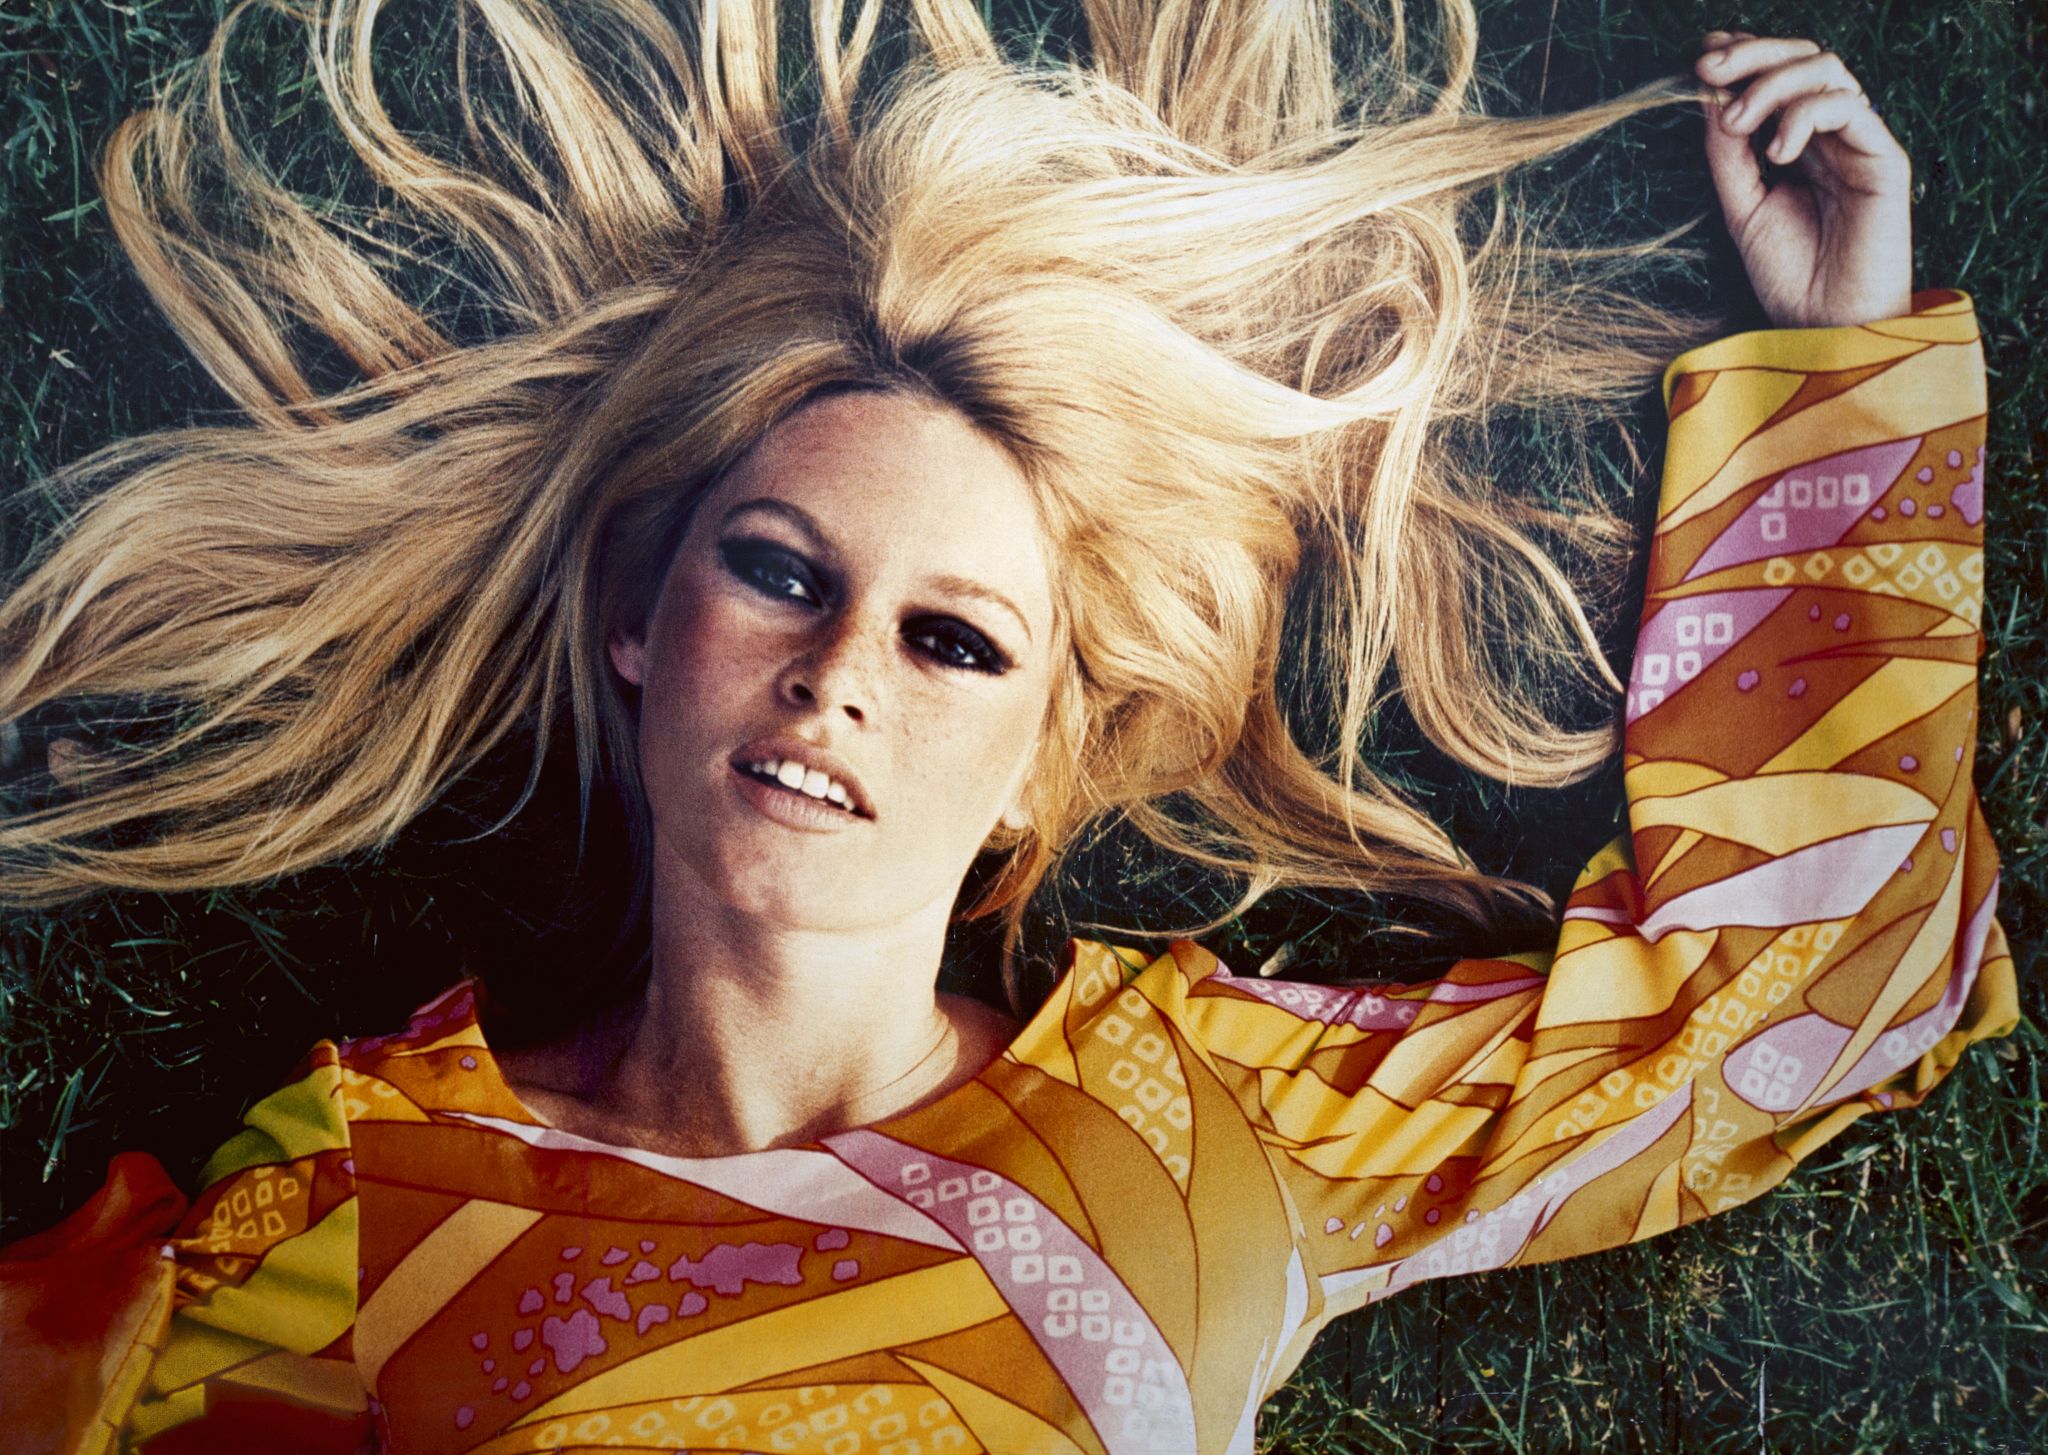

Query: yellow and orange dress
15 290 2022 1454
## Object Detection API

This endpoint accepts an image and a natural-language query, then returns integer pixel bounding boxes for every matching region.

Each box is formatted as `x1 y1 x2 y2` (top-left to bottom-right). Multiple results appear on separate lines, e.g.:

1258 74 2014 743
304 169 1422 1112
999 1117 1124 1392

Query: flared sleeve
1 1043 373 1454
1175 287 2021 1329
120 1042 369 1451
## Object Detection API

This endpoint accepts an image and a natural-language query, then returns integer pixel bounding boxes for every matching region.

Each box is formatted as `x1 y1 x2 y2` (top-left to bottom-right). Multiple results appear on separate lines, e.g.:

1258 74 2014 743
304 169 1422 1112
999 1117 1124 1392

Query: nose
776 613 880 725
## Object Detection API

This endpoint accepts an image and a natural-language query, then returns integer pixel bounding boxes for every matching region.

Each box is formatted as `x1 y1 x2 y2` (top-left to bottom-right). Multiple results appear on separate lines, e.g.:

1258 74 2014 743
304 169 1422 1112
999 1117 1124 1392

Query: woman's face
609 389 1059 932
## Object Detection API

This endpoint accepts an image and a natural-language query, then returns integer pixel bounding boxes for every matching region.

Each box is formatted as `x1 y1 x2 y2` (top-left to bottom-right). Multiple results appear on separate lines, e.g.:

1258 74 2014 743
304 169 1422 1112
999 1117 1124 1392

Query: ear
607 622 647 688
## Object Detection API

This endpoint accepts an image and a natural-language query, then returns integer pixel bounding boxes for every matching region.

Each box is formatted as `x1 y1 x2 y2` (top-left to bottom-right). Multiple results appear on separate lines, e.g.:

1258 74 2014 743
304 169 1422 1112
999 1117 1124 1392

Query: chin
703 857 917 932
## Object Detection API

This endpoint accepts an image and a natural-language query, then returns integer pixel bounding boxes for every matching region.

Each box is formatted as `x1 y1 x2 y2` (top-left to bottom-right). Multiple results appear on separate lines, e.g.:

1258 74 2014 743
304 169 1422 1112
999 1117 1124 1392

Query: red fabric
0 1153 189 1455
135 1392 371 1455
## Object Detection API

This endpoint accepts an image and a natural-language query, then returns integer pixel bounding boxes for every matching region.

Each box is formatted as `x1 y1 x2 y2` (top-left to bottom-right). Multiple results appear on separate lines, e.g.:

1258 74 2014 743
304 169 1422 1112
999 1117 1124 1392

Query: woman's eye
720 540 819 604
908 619 1009 675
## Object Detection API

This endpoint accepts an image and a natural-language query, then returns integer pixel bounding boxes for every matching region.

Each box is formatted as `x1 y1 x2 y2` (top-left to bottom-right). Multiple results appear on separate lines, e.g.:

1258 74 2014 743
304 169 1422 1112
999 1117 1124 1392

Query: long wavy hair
0 0 1720 1016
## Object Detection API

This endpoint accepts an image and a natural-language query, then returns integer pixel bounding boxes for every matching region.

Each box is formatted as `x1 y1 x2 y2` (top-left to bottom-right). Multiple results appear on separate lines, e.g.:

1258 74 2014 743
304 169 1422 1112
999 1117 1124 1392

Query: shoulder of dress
333 976 485 1074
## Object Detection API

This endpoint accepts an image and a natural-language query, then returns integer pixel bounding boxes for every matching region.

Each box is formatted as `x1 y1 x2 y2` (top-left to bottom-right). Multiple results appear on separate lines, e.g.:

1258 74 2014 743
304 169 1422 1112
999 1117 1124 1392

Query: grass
2 1 2042 1451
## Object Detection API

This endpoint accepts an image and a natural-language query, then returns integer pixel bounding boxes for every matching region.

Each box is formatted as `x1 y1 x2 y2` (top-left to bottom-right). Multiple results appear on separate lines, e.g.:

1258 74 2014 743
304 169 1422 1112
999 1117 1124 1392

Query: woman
0 0 2018 1450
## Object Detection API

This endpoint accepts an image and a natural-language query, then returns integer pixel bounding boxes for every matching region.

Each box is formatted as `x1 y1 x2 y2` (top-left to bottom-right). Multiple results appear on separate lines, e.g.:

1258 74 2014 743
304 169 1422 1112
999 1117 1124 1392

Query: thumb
1702 86 1767 233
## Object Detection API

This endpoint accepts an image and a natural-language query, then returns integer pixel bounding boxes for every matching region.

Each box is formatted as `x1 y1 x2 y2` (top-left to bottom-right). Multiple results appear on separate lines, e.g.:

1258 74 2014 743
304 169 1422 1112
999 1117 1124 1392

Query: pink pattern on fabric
540 1310 606 1374
666 1241 803 1297
1682 439 1921 581
1950 456 1985 525
1222 975 1420 1031
1424 976 1545 1005
1724 1014 1856 1114
1369 1086 1693 1297
1638 823 1926 941
1627 588 1792 724
825 1127 1200 1455
580 1277 631 1321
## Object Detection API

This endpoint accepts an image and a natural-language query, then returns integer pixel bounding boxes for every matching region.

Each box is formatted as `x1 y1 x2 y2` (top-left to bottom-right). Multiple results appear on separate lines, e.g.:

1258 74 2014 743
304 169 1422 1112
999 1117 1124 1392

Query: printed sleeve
115 1044 371 1453
1176 288 2021 1328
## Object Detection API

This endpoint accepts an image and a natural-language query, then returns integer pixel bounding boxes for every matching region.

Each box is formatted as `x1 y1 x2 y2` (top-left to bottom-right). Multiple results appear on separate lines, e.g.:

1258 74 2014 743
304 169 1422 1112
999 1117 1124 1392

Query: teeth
745 758 858 814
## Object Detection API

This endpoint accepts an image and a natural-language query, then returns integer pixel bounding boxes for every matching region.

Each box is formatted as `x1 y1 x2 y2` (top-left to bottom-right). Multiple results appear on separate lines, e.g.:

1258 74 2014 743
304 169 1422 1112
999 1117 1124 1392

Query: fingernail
1704 29 1733 43
1724 98 1747 124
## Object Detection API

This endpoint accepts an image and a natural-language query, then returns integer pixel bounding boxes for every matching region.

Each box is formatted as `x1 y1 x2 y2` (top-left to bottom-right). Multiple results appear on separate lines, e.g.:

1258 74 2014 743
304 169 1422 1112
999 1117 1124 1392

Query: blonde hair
0 0 1720 1014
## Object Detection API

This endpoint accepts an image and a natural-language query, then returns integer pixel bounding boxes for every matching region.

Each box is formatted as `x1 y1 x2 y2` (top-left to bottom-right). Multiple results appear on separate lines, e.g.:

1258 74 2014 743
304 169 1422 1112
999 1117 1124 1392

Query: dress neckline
446 938 1100 1165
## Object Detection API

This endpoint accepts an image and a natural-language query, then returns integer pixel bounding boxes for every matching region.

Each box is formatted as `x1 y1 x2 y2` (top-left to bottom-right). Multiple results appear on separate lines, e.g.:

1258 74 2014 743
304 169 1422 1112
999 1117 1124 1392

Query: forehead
713 391 1056 623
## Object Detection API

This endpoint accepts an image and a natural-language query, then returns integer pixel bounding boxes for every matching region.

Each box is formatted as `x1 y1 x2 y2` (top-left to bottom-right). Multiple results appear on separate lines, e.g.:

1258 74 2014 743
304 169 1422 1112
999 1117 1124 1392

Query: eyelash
718 539 1012 676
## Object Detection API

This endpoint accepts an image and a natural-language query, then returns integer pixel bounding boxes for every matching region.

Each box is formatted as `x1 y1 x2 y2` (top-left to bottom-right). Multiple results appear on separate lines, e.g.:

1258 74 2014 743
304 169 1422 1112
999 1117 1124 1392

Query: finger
1696 34 1822 87
1766 88 1895 168
1717 50 1864 137
1701 87 1767 228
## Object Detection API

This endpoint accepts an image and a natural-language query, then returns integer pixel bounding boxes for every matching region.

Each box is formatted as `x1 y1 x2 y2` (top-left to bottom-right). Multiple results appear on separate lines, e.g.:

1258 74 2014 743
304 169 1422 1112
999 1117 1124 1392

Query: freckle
1947 449 1963 468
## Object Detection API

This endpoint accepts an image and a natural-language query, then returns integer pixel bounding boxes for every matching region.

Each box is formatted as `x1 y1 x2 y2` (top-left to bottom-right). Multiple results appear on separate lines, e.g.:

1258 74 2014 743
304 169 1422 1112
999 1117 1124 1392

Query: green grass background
1 1 2041 1450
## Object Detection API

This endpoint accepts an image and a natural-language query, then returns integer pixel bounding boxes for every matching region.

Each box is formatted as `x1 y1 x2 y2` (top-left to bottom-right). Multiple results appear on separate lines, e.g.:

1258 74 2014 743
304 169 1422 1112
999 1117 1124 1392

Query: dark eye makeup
720 537 820 605
716 537 1013 676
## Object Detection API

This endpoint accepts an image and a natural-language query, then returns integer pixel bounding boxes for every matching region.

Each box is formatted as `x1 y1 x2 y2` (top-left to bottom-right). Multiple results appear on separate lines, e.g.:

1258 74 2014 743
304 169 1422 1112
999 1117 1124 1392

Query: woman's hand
1695 30 1913 328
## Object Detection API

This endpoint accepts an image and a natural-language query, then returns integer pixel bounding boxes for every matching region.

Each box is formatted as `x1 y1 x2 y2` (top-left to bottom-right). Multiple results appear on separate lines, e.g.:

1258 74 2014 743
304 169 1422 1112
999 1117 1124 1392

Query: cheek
651 586 772 707
899 680 1046 808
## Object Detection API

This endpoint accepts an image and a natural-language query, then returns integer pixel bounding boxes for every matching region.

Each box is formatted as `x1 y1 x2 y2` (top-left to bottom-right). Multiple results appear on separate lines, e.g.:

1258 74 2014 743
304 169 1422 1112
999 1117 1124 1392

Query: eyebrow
719 496 1036 644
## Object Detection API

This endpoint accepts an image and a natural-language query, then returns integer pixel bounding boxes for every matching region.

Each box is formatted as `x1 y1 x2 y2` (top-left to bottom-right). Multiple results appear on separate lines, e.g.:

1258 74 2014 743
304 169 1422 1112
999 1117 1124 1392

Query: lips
728 737 875 819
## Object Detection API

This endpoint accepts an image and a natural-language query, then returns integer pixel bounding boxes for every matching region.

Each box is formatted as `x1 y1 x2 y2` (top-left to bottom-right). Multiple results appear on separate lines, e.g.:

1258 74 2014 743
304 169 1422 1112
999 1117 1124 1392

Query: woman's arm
1176 282 2015 1330
1166 32 2018 1330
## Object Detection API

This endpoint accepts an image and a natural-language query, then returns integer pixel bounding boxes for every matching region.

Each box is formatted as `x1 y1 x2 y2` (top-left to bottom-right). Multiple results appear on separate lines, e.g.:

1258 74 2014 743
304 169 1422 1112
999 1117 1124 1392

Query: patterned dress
20 290 2024 1454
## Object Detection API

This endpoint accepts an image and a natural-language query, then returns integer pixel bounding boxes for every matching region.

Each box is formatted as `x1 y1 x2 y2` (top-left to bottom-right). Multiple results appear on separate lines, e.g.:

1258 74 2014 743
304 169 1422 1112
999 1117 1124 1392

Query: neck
581 854 976 1154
